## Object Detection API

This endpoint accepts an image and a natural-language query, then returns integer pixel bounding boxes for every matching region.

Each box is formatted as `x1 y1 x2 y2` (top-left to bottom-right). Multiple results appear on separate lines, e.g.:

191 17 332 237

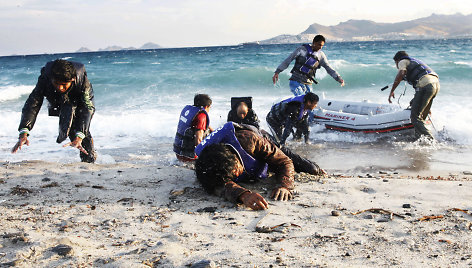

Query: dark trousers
410 81 439 139
68 114 96 163
68 130 96 163
280 146 323 175
261 129 323 175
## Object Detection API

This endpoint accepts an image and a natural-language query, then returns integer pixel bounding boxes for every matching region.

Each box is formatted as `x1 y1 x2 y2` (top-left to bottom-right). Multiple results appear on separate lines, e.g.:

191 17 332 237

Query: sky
0 0 471 56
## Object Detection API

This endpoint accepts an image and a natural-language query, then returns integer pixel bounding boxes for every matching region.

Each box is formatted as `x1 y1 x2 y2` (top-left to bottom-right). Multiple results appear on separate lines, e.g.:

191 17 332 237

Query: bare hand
240 191 269 210
63 136 88 155
388 91 395 103
339 78 345 87
271 187 293 201
11 133 29 153
272 73 279 84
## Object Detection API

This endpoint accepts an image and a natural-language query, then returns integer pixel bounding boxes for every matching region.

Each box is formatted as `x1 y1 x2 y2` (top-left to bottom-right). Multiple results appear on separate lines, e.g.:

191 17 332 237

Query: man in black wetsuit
11 59 97 163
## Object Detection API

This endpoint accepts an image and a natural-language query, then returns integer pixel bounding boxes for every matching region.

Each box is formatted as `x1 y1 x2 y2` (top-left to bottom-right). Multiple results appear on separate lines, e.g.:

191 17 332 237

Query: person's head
236 102 249 119
303 92 319 110
51 59 76 93
194 94 212 111
195 143 243 194
312 35 326 52
393 51 408 63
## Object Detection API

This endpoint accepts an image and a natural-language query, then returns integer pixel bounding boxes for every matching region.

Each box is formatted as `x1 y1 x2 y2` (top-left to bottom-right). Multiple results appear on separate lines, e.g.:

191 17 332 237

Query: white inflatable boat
311 99 413 133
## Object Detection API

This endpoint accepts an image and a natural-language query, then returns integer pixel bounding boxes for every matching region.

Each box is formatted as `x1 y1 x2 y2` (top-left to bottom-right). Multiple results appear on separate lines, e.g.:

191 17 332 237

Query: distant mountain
98 45 137 52
75 42 162 53
259 13 472 44
76 47 92 53
139 42 162 49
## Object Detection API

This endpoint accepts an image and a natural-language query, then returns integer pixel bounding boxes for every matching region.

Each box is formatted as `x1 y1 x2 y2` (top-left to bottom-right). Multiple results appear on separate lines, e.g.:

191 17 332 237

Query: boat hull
311 99 413 133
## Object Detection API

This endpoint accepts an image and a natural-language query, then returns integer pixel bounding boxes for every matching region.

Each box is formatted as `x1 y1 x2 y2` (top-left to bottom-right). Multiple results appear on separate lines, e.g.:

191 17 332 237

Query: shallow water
1 39 471 173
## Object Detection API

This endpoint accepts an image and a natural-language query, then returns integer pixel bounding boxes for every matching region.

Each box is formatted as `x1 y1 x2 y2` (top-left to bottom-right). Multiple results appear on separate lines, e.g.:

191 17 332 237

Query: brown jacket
224 129 295 203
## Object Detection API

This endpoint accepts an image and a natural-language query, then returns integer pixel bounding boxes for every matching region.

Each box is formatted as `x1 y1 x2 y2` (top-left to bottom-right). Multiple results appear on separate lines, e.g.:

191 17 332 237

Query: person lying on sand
194 122 324 210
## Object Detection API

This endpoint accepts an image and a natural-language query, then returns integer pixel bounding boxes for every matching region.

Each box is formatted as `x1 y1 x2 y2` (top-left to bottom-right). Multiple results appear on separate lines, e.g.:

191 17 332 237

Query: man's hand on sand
11 133 29 153
240 191 269 210
271 187 293 201
63 136 88 155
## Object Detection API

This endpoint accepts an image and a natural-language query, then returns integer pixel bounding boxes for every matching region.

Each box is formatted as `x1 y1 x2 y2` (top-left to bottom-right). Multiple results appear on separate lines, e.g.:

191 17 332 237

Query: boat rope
397 82 407 108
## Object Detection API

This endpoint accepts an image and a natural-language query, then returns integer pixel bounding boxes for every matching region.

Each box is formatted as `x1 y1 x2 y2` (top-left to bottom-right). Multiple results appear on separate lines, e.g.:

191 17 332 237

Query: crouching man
173 94 214 161
11 59 97 163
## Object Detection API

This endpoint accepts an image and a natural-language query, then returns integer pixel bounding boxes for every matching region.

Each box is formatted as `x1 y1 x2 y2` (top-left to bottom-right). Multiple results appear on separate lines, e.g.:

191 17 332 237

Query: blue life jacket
299 44 320 76
269 94 307 122
173 105 210 158
195 122 268 181
398 56 438 88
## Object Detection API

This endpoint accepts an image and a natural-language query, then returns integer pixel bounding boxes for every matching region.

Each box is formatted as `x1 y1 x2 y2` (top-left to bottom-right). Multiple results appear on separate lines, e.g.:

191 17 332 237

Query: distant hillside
75 42 162 53
76 47 92 53
259 13 472 44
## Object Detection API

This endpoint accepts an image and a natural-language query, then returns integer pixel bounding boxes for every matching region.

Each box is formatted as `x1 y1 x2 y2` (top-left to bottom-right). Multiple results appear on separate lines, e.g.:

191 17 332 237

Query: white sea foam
0 85 34 102
454 61 471 66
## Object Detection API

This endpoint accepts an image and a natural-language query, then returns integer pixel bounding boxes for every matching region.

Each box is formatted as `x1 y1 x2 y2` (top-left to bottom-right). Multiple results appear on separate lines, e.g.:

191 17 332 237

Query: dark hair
51 59 76 82
195 143 240 193
393 51 408 62
313 35 326 43
303 92 319 103
194 94 212 107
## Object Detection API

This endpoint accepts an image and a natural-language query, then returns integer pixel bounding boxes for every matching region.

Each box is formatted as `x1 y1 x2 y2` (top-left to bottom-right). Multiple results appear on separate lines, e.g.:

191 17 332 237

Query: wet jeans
410 81 440 139
290 80 312 96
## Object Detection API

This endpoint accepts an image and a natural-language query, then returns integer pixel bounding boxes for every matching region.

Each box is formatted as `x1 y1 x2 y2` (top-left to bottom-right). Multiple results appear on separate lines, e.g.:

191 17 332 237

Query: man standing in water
272 35 345 96
11 59 97 163
388 51 439 140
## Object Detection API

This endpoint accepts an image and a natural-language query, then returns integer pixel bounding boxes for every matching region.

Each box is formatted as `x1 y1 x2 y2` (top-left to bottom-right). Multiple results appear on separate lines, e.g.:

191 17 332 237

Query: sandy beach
1 155 471 267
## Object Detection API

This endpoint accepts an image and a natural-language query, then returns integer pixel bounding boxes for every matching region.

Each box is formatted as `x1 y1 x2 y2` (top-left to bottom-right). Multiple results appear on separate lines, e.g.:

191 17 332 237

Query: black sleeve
18 72 47 131
73 69 95 134
248 110 260 128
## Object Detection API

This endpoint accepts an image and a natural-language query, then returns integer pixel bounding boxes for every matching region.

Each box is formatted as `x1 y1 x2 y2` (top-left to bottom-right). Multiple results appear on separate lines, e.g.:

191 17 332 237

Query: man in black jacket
11 59 97 163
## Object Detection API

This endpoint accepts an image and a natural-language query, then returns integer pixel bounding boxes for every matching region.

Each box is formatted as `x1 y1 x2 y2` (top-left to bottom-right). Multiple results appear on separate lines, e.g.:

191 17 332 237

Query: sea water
1 39 471 174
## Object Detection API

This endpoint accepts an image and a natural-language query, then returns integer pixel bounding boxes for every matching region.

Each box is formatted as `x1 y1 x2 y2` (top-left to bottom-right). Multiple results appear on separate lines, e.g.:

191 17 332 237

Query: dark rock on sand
2 233 29 244
51 244 73 256
197 207 217 213
0 259 21 267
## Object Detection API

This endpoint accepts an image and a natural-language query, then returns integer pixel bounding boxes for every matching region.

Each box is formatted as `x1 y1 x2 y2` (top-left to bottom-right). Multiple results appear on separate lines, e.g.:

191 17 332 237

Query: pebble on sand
51 244 73 256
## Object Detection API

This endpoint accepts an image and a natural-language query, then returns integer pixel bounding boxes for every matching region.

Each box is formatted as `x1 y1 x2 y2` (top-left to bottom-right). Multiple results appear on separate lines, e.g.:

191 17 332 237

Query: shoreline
1 160 471 267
